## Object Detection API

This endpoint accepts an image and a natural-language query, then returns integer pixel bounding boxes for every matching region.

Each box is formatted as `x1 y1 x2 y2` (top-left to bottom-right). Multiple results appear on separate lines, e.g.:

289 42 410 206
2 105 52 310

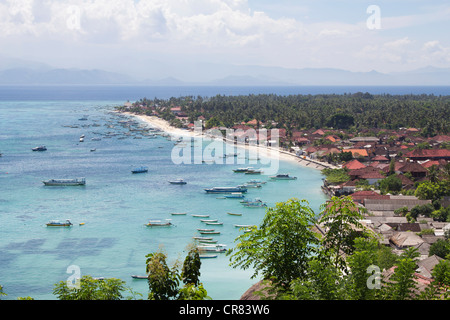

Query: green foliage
146 247 210 300
379 175 402 194
321 168 350 185
326 113 355 129
415 180 450 201
318 196 368 271
227 199 319 288
53 276 126 300
429 239 450 259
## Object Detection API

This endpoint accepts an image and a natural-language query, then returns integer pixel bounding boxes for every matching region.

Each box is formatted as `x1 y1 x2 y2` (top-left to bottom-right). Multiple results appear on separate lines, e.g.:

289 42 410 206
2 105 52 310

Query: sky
0 0 449 81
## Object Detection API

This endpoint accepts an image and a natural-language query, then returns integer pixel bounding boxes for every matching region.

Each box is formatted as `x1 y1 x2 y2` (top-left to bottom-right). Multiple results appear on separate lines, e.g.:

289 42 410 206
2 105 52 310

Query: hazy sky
1 0 449 80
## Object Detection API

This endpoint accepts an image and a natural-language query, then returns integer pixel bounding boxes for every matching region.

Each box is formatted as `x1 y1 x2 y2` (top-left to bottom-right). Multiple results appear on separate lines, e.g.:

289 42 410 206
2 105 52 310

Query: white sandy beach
124 112 337 171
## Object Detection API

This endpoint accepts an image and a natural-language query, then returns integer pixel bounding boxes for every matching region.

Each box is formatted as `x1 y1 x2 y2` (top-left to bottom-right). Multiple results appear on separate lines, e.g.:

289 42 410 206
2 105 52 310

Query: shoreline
122 111 338 172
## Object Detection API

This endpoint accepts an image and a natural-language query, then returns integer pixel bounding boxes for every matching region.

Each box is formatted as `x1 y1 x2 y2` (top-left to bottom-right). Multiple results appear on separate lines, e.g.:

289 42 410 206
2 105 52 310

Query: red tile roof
343 159 366 170
406 149 450 159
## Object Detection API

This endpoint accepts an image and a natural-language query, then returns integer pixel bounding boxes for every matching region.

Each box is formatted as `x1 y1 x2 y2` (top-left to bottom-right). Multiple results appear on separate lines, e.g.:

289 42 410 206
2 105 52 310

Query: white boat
200 219 218 223
247 179 266 185
234 224 255 228
270 173 297 180
232 167 253 173
199 230 220 235
168 179 187 185
197 244 227 252
170 212 187 215
145 219 173 227
43 178 86 186
204 186 247 194
205 222 223 226
224 193 245 199
193 236 213 241
227 212 242 216
199 254 217 259
192 214 209 218
245 168 263 175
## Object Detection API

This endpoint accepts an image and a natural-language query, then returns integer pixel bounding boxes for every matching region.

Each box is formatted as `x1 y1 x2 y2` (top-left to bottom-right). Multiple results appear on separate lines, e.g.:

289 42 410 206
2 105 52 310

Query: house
343 159 366 170
390 231 424 249
398 162 427 179
351 190 390 205
344 148 369 159
416 255 443 278
405 149 450 161
364 198 432 213
348 166 384 184
371 155 390 163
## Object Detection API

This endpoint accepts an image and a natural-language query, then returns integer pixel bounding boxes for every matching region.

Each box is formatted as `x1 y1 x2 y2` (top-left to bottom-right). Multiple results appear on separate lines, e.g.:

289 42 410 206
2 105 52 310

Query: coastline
122 111 338 172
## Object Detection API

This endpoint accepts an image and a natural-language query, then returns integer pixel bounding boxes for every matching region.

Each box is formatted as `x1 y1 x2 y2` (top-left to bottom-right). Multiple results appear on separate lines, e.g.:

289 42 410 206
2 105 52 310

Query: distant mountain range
0 62 449 86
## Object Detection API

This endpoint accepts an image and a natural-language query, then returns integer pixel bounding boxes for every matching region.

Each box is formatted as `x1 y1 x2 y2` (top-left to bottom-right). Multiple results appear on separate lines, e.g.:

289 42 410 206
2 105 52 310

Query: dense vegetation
120 93 450 135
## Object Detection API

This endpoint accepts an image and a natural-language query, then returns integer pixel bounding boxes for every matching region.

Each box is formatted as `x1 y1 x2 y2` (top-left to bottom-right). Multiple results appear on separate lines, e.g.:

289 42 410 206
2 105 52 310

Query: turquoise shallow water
0 95 327 300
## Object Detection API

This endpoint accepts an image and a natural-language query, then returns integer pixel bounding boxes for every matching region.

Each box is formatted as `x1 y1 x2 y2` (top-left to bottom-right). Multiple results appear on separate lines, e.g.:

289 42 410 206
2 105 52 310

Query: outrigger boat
197 244 227 252
205 222 223 226
199 255 217 259
131 275 148 279
43 178 86 186
132 166 148 174
46 219 73 227
199 230 220 235
204 186 247 194
168 179 187 185
270 173 297 180
145 219 173 227
227 212 242 216
171 212 187 215
224 193 245 199
193 236 213 241
32 145 47 151
201 219 218 223
192 214 210 218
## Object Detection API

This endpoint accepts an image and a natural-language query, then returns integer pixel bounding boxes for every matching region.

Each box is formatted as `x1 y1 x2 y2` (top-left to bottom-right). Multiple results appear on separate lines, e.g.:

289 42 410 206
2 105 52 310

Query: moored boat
245 168 263 175
232 167 253 173
227 212 242 216
131 275 148 279
171 212 187 215
46 219 73 227
224 193 245 199
32 145 47 151
43 178 86 186
192 214 210 218
145 219 173 227
199 254 217 259
270 173 297 180
199 230 220 235
197 244 227 252
204 186 247 194
132 166 148 174
168 179 187 185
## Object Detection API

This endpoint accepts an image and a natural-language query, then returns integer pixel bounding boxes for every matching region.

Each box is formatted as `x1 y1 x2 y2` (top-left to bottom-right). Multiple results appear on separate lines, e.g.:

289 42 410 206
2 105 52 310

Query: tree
384 248 419 300
429 239 450 259
432 260 450 287
146 251 181 300
146 247 210 300
53 276 126 300
379 175 402 194
227 199 319 289
415 181 449 202
318 196 369 271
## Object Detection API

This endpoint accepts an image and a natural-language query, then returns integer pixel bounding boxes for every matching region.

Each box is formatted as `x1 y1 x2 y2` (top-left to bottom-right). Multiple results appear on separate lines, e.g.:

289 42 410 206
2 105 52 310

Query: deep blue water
0 85 448 101
0 85 447 300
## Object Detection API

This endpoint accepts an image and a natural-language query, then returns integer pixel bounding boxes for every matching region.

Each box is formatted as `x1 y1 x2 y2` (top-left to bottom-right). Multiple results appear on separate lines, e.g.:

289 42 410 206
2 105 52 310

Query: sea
0 85 448 300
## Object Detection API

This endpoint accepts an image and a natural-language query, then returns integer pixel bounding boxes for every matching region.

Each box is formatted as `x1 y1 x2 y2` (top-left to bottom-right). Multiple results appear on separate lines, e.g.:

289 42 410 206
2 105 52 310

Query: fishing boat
199 254 217 259
145 219 173 227
168 179 187 185
245 168 263 175
199 230 220 235
46 219 73 227
227 212 242 216
200 219 218 223
270 173 297 180
197 244 227 252
205 222 223 226
247 179 266 185
132 166 148 174
232 167 253 173
170 212 187 216
243 201 267 208
193 236 213 241
43 178 86 186
32 145 47 151
204 186 247 194
192 214 209 218
197 239 218 244
197 228 215 232
224 193 245 199
131 275 148 279
234 224 255 228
